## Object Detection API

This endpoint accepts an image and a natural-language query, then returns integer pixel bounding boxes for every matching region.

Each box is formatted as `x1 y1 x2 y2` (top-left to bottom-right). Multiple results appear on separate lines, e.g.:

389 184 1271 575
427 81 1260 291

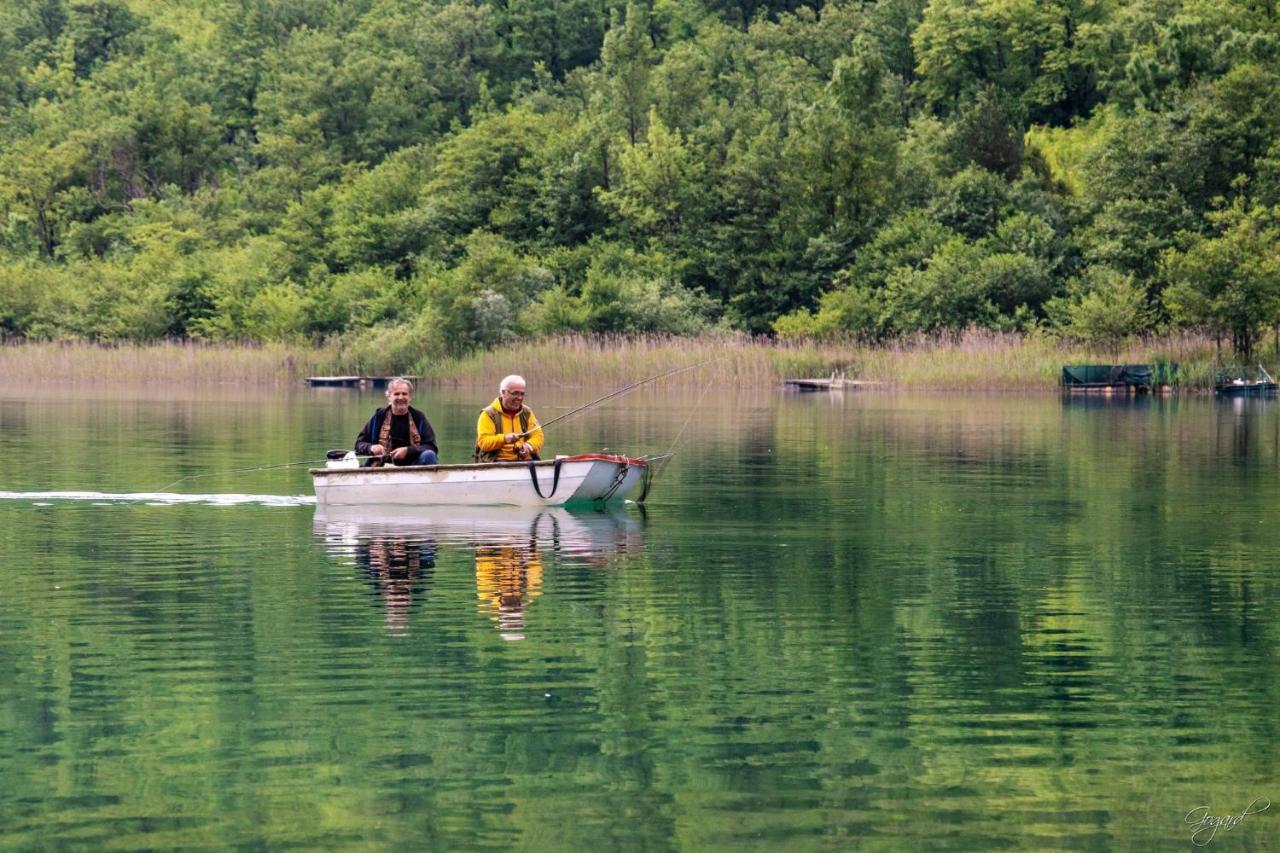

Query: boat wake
0 491 315 507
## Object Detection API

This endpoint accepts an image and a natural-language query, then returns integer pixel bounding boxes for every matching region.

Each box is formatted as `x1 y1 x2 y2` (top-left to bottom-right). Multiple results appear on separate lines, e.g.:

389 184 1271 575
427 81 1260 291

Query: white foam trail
0 491 315 507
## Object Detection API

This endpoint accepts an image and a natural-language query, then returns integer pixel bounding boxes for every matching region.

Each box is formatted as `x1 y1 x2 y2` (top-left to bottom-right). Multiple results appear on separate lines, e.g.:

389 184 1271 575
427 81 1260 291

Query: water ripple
0 490 314 506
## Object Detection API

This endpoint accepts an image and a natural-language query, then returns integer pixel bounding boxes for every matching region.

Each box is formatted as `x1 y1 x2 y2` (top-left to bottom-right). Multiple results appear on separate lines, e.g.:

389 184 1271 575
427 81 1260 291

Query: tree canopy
2 0 1279 359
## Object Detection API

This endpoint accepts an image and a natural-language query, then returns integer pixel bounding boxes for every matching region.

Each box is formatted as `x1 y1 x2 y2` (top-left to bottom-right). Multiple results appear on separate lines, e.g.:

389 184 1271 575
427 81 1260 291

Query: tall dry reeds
425 330 1234 390
0 340 336 385
0 331 1245 390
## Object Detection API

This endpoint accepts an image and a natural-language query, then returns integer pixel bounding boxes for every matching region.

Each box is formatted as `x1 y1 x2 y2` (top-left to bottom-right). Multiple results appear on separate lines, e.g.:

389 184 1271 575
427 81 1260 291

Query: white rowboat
310 453 656 507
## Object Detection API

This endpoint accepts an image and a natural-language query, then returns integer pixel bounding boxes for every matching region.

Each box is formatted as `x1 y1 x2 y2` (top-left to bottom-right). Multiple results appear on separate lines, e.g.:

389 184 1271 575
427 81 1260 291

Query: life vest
474 404 538 462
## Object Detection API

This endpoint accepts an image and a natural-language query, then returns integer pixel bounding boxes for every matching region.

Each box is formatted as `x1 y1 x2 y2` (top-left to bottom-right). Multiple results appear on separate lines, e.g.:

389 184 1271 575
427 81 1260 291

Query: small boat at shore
1214 365 1278 398
310 453 661 507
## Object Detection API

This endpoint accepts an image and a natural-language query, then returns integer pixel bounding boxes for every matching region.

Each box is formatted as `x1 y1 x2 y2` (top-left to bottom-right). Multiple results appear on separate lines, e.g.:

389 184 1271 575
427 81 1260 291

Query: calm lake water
1 382 1278 849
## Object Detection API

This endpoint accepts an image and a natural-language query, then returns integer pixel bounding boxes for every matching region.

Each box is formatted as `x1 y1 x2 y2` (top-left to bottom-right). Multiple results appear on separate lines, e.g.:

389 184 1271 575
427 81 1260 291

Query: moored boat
1216 380 1278 397
1214 365 1278 397
310 453 660 507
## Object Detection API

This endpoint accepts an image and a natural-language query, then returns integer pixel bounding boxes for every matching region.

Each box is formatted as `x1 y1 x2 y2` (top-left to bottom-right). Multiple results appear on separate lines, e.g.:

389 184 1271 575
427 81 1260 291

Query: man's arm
354 412 378 455
524 410 544 455
416 414 439 455
477 411 506 453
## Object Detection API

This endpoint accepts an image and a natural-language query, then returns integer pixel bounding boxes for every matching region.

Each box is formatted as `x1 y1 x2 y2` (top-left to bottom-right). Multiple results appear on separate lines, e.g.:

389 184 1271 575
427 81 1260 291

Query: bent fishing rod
515 359 716 439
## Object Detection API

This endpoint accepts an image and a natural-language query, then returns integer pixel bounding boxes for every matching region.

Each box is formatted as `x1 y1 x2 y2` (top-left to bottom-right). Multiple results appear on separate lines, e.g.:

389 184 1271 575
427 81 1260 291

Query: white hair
499 374 526 393
385 377 414 396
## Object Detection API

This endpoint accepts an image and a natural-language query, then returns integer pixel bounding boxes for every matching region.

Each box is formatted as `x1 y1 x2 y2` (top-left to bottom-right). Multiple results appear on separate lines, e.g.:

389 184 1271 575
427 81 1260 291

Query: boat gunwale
309 454 648 477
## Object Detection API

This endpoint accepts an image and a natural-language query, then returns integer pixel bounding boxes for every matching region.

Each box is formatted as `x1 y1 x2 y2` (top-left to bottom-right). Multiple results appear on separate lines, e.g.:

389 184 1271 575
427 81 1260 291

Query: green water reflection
1 385 1278 848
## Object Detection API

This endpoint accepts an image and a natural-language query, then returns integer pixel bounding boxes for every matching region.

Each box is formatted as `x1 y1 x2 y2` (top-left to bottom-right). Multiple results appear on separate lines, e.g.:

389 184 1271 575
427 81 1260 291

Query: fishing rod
516 359 716 439
159 450 409 491
158 458 329 491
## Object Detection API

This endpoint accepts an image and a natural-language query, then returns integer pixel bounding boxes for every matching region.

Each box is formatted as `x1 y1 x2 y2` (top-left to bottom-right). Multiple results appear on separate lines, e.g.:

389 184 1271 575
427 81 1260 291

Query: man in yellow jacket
475 374 545 462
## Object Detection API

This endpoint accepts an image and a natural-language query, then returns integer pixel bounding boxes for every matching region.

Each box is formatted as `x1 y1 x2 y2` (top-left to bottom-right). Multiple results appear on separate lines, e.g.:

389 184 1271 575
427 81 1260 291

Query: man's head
386 378 413 415
499 375 526 413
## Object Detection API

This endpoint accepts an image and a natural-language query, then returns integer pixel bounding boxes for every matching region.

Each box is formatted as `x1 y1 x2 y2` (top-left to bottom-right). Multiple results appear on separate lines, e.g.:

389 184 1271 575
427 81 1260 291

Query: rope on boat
597 461 632 502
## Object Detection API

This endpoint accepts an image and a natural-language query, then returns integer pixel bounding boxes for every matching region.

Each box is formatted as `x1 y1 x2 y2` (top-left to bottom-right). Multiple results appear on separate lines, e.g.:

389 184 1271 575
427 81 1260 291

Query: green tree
598 109 705 243
1046 265 1155 358
1162 200 1280 362
600 2 654 145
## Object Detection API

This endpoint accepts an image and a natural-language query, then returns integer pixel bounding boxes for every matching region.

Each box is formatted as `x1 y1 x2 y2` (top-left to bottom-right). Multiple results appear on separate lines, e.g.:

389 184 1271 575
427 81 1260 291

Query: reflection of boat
315 505 644 641
311 454 657 507
313 504 644 556
1215 365 1278 397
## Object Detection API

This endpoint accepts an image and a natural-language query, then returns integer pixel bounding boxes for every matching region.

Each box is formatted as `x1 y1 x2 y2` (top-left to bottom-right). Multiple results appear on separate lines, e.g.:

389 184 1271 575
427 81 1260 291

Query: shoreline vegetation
5 2 1280 376
0 332 1258 391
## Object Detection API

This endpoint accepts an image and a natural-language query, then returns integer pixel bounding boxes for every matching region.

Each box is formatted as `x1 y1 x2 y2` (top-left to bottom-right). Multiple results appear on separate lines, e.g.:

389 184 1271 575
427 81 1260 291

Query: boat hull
1215 382 1278 397
310 454 649 507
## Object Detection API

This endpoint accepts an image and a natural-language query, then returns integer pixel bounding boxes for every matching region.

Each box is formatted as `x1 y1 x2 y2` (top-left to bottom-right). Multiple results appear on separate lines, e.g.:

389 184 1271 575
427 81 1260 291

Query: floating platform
1062 381 1150 394
307 376 404 388
1061 364 1174 393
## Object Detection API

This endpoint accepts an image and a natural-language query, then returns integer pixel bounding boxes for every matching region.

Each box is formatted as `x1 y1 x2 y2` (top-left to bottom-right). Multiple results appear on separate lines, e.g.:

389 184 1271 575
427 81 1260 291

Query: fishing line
159 450 405 491
518 359 717 439
644 361 717 485
159 458 329 491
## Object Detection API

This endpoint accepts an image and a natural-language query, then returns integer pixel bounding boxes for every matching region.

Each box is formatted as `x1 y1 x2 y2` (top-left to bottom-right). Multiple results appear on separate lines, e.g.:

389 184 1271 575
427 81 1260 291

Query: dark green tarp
1061 364 1161 386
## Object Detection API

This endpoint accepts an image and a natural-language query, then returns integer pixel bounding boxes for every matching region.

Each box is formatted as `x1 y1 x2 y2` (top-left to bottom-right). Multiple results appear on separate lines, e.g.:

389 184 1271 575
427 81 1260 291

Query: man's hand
515 443 532 460
389 447 409 461
369 443 386 456
504 432 519 444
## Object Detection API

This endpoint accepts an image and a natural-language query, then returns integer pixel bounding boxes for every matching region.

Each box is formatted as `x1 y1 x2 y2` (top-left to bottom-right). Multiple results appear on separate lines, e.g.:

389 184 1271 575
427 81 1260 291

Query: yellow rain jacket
475 398 544 462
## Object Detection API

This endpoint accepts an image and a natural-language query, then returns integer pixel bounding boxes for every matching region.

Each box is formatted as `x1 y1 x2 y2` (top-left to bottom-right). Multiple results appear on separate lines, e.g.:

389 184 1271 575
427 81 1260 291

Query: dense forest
2 0 1279 361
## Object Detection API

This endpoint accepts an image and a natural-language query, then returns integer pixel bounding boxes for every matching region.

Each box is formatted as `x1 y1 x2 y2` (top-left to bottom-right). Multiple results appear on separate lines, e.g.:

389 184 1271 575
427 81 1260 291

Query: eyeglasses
503 390 525 396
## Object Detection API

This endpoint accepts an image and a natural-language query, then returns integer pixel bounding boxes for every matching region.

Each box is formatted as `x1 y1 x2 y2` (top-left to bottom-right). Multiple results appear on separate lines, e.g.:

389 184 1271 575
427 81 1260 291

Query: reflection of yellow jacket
475 398 544 462
475 547 543 610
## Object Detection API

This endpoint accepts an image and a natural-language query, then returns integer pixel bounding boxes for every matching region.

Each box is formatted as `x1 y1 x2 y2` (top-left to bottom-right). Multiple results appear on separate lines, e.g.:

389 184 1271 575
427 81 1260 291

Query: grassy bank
0 332 1250 390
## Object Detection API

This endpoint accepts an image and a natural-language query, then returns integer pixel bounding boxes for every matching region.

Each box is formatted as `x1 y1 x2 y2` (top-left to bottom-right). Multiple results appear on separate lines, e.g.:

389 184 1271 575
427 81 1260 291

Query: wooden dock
307 376 402 388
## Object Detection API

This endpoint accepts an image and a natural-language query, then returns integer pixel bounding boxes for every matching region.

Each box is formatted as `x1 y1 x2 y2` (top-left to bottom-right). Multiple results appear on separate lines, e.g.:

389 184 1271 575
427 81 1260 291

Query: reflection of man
475 545 543 641
474 375 543 462
357 536 436 637
355 378 439 466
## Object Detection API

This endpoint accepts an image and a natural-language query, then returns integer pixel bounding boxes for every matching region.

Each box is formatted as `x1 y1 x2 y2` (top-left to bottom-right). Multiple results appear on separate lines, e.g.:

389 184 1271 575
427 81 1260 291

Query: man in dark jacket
354 377 439 466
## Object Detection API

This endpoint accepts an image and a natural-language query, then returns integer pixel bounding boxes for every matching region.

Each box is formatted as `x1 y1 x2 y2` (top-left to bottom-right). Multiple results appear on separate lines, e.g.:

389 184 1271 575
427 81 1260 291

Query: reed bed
0 331 1249 390
0 340 335 385
426 330 1236 391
